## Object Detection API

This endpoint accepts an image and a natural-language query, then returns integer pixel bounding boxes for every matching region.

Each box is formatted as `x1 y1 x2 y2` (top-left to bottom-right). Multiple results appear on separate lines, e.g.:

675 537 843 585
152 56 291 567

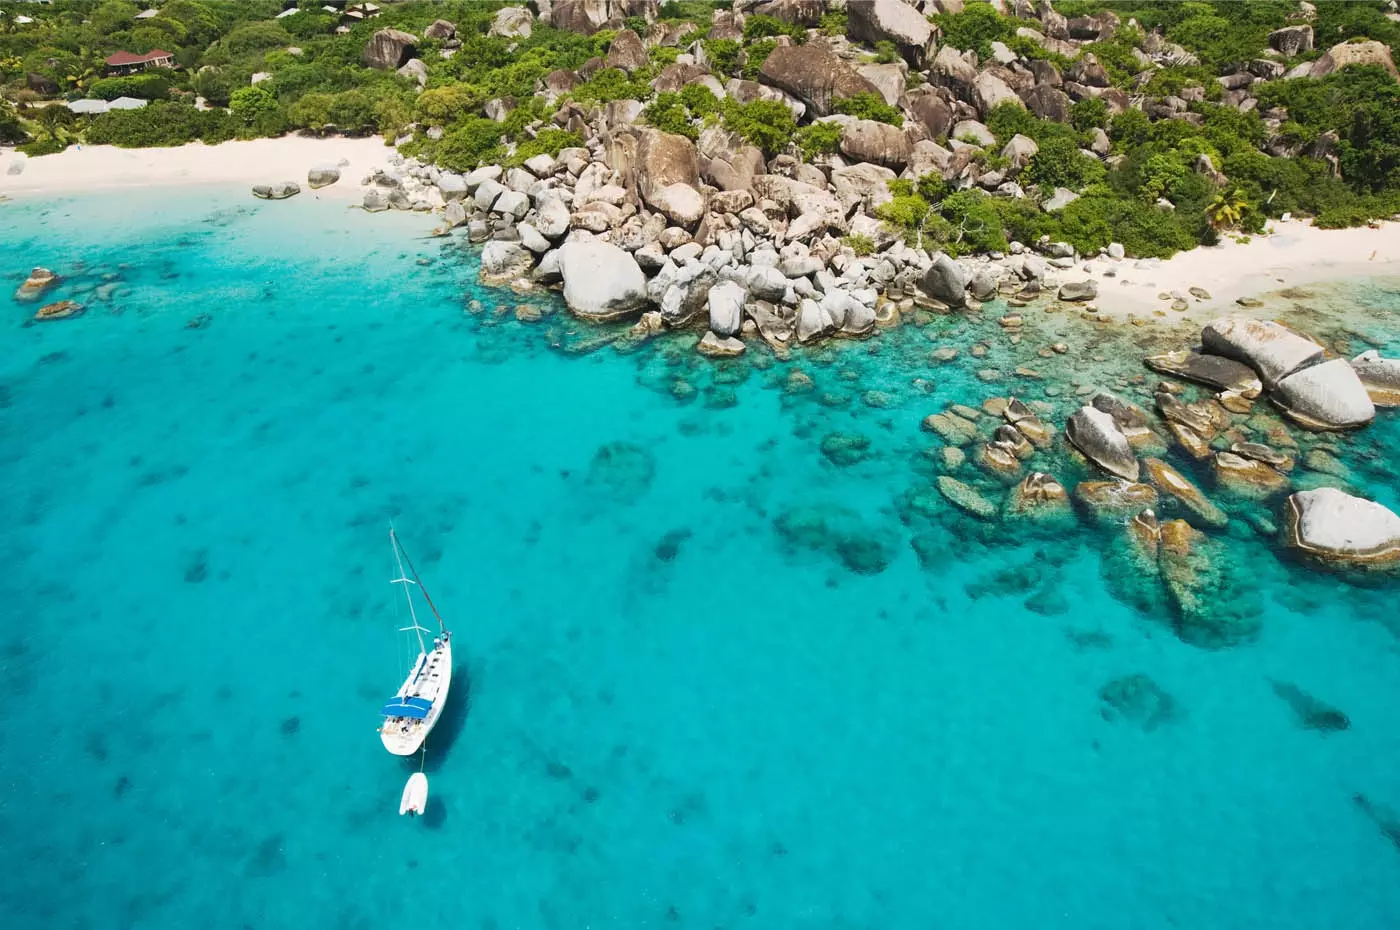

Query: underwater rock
975 441 1022 480
1092 392 1152 431
1301 448 1351 480
1155 392 1230 440
1145 349 1263 398
1144 458 1228 528
1283 487 1400 570
773 504 894 575
993 424 1034 459
1354 794 1400 854
937 475 999 519
1003 397 1052 448
1230 441 1294 471
1269 680 1349 732
820 432 872 467
1158 518 1261 648
922 410 980 446
1066 405 1140 481
1075 480 1158 522
1004 472 1073 523
654 528 693 563
1099 673 1178 731
14 266 58 301
585 441 655 499
1167 421 1212 460
1213 451 1290 499
1351 350 1400 407
697 331 745 358
33 299 84 321
1273 358 1376 431
1201 317 1324 389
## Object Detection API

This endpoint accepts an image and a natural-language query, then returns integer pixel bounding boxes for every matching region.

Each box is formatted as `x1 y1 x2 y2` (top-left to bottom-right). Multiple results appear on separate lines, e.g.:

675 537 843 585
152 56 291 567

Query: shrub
741 38 778 80
932 1 1016 59
704 38 742 76
504 128 584 167
1025 135 1105 190
85 101 237 147
796 120 842 159
820 10 848 36
434 116 507 171
0 99 27 144
642 92 696 139
572 67 649 103
1070 97 1108 132
872 40 899 64
743 14 805 42
18 136 66 156
415 84 485 124
88 72 171 101
680 82 720 118
721 98 795 157
939 190 1008 254
843 233 876 256
229 85 278 124
833 92 903 127
222 22 293 58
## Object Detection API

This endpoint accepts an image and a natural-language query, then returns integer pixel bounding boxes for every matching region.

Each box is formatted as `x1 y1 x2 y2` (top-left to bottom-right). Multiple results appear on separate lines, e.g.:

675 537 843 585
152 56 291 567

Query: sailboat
378 528 453 757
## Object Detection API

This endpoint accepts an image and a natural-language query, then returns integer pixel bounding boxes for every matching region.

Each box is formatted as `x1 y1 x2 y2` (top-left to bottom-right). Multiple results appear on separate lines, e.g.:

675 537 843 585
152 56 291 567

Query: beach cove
3 168 1400 929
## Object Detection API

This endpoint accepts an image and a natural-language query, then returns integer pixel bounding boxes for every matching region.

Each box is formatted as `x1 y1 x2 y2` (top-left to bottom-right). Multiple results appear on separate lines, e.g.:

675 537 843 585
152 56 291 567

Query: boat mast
389 527 429 654
393 529 448 636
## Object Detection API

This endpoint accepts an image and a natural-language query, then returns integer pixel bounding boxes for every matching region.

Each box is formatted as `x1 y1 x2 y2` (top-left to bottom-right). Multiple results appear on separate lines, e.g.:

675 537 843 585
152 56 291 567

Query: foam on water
2 189 1399 929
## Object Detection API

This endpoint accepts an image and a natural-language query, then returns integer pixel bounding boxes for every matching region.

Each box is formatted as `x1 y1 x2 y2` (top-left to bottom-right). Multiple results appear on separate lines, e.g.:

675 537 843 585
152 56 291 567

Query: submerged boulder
1272 357 1376 430
774 503 894 574
14 267 58 302
1066 405 1140 481
1158 519 1260 649
1145 458 1228 528
1004 472 1073 524
937 475 999 520
1201 317 1323 389
558 239 648 321
1284 487 1400 570
1099 673 1178 730
1075 480 1158 522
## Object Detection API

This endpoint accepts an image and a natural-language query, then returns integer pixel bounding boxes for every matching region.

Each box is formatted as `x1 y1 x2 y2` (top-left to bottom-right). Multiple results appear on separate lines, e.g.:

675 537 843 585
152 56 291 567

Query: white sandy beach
1082 218 1400 319
0 135 395 200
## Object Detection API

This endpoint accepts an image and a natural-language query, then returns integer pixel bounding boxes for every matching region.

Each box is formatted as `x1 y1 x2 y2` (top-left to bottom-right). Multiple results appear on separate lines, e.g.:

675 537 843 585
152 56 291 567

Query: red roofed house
104 50 174 76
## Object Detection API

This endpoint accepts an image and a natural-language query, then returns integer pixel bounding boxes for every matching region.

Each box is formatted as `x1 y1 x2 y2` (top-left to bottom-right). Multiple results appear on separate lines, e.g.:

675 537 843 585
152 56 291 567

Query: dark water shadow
413 661 472 776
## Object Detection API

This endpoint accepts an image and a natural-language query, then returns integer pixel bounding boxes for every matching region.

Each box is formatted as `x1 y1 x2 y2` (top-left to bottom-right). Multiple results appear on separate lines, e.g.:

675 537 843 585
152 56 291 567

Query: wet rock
1167 421 1212 460
1003 398 1052 448
976 442 1023 480
1230 441 1293 471
1273 358 1376 430
697 332 745 358
1145 349 1263 398
34 300 84 321
1075 480 1158 522
1099 674 1178 731
1213 451 1290 499
774 504 894 575
1201 317 1323 389
1066 406 1140 481
1004 472 1073 524
937 476 998 519
922 410 980 446
1351 350 1400 407
1270 680 1349 732
14 267 58 301
1144 458 1227 528
1284 487 1400 570
821 432 872 467
252 181 300 200
1155 392 1228 440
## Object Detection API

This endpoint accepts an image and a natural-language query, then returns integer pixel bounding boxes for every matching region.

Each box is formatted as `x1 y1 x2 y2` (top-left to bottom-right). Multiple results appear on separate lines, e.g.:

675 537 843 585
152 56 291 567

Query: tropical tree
1206 186 1248 231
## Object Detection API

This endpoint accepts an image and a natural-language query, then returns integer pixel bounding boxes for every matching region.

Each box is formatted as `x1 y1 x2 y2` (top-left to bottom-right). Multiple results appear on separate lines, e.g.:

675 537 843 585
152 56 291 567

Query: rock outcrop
919 253 967 308
1310 39 1398 79
1272 358 1376 430
846 0 935 68
758 42 881 117
1146 349 1262 398
1284 488 1400 569
1201 317 1323 389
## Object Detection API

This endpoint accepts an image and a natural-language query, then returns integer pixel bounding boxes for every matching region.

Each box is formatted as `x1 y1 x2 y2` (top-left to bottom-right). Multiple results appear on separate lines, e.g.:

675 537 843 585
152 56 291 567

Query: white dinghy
400 772 428 817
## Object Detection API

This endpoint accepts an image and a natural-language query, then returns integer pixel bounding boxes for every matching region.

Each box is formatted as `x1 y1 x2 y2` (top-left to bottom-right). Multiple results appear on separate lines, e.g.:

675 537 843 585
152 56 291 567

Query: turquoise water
2 188 1400 929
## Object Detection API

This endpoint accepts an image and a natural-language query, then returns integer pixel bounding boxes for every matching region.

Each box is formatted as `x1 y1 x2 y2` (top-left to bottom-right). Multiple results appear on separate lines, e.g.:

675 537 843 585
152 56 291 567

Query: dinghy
400 772 428 817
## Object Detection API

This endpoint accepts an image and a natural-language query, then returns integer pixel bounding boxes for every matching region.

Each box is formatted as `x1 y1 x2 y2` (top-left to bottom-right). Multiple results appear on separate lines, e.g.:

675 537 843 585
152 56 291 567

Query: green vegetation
932 1 1017 59
721 97 795 157
795 120 843 159
833 92 903 127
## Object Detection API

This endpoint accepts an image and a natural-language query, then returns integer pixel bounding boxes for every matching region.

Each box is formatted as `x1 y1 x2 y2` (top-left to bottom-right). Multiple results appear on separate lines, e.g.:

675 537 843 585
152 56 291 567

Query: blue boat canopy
380 696 432 719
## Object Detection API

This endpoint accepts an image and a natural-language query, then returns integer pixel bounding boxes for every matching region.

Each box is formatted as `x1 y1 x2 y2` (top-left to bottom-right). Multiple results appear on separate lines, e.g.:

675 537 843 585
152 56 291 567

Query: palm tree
34 104 77 144
1206 186 1248 231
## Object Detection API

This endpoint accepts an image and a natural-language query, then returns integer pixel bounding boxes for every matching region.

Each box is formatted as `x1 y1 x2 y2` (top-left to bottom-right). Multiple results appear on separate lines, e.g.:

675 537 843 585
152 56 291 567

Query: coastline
6 137 1400 328
0 136 395 201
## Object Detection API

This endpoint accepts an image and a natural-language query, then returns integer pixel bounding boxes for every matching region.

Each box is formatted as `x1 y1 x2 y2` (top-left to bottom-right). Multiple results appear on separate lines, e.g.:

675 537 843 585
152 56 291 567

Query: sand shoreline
0 135 394 201
6 137 1400 320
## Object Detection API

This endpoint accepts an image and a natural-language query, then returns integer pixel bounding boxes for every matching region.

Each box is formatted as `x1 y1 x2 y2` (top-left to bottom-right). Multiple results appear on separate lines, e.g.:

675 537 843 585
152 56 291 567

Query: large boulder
1269 25 1313 57
707 281 745 337
1066 405 1139 481
488 9 531 39
753 0 825 26
905 88 954 138
1272 357 1376 430
831 162 897 213
1310 40 1398 79
535 196 572 239
930 44 977 101
479 240 534 283
604 28 648 73
307 164 340 189
697 125 765 193
846 0 935 68
1284 488 1400 570
251 181 300 200
1021 84 1071 122
758 42 882 117
362 29 417 70
919 253 967 308
558 239 649 321
550 0 610 35
647 182 705 228
425 19 457 40
1200 317 1324 389
972 70 1023 118
838 118 911 170
1351 350 1400 406
636 128 700 200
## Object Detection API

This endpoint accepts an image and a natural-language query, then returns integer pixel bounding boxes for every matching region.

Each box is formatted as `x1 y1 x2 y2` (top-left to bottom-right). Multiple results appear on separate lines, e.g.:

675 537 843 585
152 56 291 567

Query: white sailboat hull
379 640 452 756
